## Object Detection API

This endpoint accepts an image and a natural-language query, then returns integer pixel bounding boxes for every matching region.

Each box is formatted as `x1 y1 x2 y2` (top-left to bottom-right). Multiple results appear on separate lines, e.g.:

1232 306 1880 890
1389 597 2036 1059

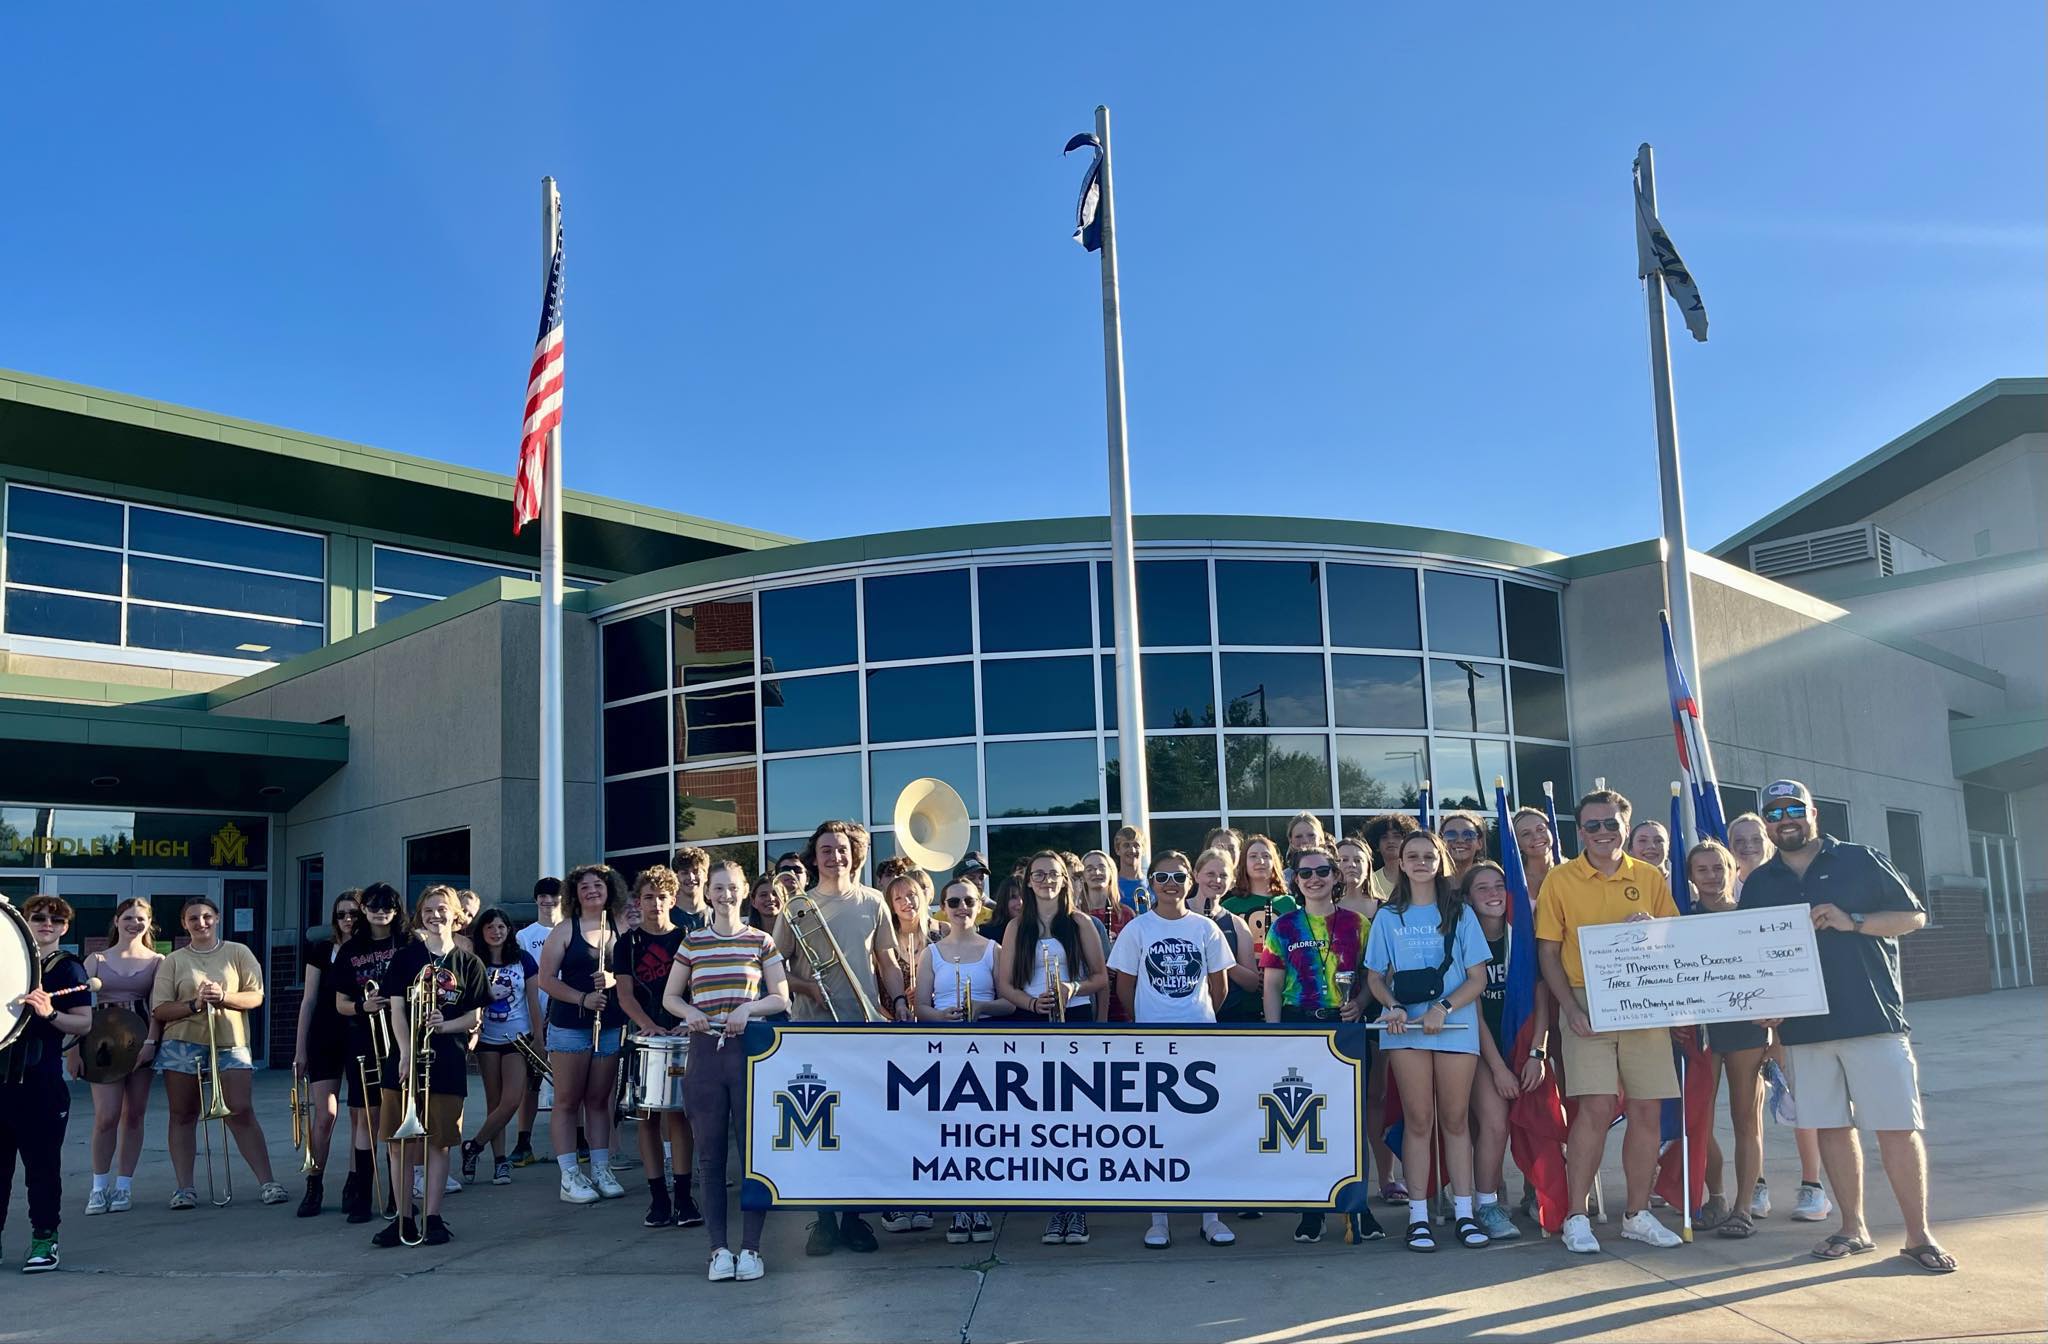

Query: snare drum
627 1033 689 1112
0 898 38 1053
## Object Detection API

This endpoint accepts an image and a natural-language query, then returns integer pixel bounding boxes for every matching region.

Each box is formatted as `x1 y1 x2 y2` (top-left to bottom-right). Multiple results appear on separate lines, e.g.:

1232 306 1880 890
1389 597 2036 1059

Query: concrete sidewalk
8 989 2044 1343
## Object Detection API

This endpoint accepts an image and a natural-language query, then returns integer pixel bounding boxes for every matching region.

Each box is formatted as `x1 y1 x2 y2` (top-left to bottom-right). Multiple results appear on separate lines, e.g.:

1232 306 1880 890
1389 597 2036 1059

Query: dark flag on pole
1065 133 1104 252
1634 150 1708 342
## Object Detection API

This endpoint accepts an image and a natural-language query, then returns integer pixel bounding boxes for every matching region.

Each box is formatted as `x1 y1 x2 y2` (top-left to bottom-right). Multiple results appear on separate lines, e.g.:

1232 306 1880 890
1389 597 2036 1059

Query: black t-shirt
1738 837 1921 1045
1 953 88 1082
613 926 688 1028
382 941 491 1097
330 933 403 1074
1481 932 1508 1046
302 940 348 1050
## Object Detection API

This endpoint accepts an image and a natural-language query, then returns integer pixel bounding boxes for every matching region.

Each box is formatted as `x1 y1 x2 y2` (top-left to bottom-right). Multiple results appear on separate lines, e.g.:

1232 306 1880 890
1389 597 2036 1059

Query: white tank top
1024 935 1093 1007
928 939 998 1013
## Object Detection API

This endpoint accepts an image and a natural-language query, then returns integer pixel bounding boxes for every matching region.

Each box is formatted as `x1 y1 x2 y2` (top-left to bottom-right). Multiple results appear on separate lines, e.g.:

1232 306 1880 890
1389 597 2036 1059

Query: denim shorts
155 1038 254 1074
545 1023 626 1058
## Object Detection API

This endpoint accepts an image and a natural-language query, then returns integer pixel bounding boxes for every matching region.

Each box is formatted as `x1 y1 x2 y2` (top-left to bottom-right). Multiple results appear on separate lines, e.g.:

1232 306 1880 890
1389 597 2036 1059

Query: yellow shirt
1533 852 1679 987
150 942 265 1048
1368 867 1397 902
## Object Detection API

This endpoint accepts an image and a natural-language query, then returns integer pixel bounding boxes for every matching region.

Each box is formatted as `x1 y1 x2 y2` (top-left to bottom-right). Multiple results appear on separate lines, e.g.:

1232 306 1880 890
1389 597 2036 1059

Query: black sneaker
838 1213 878 1253
423 1216 452 1246
1346 1210 1387 1243
643 1190 674 1229
343 1171 372 1224
370 1219 409 1249
1294 1213 1325 1243
1235 1209 1264 1220
674 1191 705 1228
805 1217 838 1256
22 1232 58 1273
508 1143 536 1168
296 1174 324 1219
460 1141 481 1185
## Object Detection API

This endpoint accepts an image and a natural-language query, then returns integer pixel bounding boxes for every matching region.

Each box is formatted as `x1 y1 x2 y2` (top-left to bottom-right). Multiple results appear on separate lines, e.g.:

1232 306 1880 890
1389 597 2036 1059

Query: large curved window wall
598 549 1572 883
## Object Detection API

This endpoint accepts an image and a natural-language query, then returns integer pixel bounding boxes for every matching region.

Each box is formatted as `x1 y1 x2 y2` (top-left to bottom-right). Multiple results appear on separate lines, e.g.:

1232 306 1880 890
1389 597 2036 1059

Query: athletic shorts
377 1086 464 1147
1562 989 1678 1099
304 1035 350 1085
155 1039 253 1074
476 1039 518 1056
1786 1033 1923 1131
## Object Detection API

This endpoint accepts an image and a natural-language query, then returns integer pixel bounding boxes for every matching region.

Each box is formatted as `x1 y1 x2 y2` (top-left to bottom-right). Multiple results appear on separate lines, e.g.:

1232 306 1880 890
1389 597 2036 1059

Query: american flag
514 216 564 533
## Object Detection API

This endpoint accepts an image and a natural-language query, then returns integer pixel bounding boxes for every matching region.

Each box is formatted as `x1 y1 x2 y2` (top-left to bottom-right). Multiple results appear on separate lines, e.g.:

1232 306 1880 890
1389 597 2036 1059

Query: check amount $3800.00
1578 905 1830 1032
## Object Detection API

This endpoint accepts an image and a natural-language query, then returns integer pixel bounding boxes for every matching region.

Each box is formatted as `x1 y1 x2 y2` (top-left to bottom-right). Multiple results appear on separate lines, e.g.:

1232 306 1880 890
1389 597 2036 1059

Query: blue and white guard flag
1065 133 1104 252
1634 150 1708 342
1661 610 1728 850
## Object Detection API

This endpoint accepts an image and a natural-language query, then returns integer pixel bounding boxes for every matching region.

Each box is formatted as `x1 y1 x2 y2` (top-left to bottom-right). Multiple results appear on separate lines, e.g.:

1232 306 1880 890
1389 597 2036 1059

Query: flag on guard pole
1064 133 1104 251
1542 781 1563 866
1661 610 1728 849
1496 780 1570 1232
1415 780 1431 828
1634 153 1708 342
514 216 565 533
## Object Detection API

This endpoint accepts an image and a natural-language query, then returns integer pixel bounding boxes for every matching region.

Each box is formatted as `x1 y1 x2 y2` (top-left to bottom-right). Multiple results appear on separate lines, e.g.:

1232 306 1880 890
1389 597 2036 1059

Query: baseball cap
1761 779 1814 806
954 851 990 877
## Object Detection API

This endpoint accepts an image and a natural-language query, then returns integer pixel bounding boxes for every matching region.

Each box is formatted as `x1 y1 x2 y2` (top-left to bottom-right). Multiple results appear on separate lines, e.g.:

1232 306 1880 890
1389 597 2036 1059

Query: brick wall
1901 882 1993 1001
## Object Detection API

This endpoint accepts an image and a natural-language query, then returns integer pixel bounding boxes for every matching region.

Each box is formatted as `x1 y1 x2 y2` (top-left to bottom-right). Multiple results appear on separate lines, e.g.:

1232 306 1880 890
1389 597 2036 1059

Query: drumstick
11 976 101 1007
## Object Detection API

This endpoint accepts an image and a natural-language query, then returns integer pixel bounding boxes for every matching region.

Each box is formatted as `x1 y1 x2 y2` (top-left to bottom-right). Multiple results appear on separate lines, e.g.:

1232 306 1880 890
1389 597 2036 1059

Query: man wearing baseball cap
1738 779 1954 1274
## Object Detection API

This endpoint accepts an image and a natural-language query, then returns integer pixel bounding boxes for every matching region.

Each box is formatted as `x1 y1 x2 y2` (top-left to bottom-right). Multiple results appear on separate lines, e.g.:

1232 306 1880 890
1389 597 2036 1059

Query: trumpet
511 1032 554 1085
199 998 234 1207
1040 947 1067 1024
785 892 883 1023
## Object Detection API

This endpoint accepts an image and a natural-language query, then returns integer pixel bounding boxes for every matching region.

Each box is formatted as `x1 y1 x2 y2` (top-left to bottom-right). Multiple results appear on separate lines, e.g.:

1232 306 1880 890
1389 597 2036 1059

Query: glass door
1972 834 2033 990
45 875 134 958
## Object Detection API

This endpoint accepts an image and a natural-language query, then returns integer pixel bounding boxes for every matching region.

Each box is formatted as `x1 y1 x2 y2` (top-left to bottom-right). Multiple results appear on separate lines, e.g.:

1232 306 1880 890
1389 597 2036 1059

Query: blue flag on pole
1416 781 1431 829
1669 784 1691 916
1494 781 1538 1052
1542 782 1563 865
1661 611 1728 853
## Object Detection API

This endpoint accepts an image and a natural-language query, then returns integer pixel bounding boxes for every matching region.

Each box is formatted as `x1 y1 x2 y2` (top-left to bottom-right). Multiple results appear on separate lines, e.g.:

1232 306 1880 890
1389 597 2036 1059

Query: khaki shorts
1785 1034 1923 1131
377 1087 464 1148
1562 989 1679 1099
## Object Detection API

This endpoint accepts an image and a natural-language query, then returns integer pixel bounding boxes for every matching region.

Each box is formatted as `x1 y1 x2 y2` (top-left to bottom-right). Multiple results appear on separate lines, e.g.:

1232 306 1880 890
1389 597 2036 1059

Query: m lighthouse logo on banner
1258 1067 1328 1155
773 1065 841 1152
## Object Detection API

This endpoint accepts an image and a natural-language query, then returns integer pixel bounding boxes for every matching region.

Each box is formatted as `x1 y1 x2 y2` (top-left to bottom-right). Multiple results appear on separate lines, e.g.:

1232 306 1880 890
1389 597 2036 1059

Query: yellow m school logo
209 822 250 869
1258 1067 1327 1155
772 1065 841 1152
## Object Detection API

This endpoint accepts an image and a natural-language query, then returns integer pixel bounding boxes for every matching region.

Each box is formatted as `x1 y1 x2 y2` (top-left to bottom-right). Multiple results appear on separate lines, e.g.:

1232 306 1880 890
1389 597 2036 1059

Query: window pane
1219 652 1326 727
1885 810 1927 896
603 775 668 852
870 744 981 823
372 592 433 623
1144 817 1225 864
1430 659 1507 733
762 672 859 752
764 754 862 835
1717 783 1758 824
4 538 120 594
677 763 759 842
983 656 1095 735
1225 734 1331 811
1215 560 1321 646
1328 564 1420 650
760 580 856 674
130 506 322 577
3 589 119 644
374 547 521 598
869 826 982 882
988 821 1102 880
127 606 322 661
978 563 1091 653
601 612 666 702
1125 652 1213 729
867 663 974 742
404 830 471 903
1504 583 1564 667
1509 667 1569 741
130 556 324 623
864 569 970 662
986 738 1101 818
1424 572 1500 657
673 597 756 685
677 684 757 763
1105 735 1218 813
603 697 668 777
1431 738 1510 812
1816 798 1851 841
1332 655 1427 729
6 486 122 547
1962 783 2010 835
1513 743 1573 812
1337 735 1429 811
1099 560 1210 647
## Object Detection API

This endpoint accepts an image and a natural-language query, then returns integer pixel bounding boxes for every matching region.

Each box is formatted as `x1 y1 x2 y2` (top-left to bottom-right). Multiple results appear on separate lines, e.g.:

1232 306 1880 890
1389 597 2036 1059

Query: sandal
1715 1211 1756 1239
1810 1233 1876 1260
1897 1244 1956 1274
1380 1181 1409 1205
1456 1216 1488 1248
1405 1220 1436 1253
1694 1195 1731 1231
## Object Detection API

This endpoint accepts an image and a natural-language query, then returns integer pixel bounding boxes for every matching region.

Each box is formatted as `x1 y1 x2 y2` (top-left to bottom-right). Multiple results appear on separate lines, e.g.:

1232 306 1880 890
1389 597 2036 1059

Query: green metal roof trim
585 515 1569 615
1949 707 2047 792
0 369 795 574
1713 378 2048 559
0 672 209 710
1795 547 2046 602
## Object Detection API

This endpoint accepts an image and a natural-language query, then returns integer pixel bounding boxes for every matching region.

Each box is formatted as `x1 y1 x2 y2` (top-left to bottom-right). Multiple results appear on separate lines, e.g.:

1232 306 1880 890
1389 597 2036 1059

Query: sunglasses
28 912 69 924
335 909 360 920
943 896 976 910
1441 828 1480 841
1294 863 1335 880
1580 818 1624 833
1149 871 1188 885
1762 804 1809 821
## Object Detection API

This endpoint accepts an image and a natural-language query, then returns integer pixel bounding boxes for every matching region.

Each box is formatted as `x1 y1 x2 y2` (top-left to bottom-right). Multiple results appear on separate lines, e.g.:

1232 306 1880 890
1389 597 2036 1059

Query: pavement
6 988 2045 1344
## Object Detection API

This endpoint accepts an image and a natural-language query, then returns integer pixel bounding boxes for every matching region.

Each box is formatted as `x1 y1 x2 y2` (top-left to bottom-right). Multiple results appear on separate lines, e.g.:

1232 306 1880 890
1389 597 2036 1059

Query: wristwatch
1437 998 1454 1013
1850 911 1866 932
1529 1046 1549 1060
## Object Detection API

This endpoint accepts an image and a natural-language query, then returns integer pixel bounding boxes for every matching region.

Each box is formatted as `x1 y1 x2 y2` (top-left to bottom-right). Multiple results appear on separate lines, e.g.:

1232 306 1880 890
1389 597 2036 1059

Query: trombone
199 998 234 1207
389 962 438 1247
289 1066 319 1175
356 1051 389 1219
785 891 882 1023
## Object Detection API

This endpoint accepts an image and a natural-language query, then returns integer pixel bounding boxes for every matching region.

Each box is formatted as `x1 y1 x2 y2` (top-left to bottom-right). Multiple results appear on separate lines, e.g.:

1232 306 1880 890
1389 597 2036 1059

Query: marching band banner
740 1023 1371 1211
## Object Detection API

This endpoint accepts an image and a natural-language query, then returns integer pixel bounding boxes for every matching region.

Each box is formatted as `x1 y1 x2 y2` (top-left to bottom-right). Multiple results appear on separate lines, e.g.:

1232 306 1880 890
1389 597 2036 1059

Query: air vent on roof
1750 523 1895 579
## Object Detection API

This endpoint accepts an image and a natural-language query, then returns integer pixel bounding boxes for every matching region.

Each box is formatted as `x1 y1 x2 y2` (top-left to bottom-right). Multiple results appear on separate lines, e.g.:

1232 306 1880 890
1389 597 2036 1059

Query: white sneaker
1561 1212 1601 1254
559 1170 600 1205
909 1212 933 1230
1621 1210 1683 1248
1143 1215 1171 1249
734 1249 765 1281
707 1248 736 1282
590 1164 626 1199
108 1187 132 1213
1749 1179 1771 1219
1792 1183 1833 1222
444 1174 462 1194
537 1080 555 1112
946 1213 973 1244
85 1188 109 1215
412 1170 426 1200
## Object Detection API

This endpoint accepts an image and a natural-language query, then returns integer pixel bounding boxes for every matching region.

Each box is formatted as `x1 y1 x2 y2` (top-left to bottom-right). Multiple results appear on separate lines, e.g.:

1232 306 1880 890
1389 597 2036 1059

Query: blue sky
8 5 2041 557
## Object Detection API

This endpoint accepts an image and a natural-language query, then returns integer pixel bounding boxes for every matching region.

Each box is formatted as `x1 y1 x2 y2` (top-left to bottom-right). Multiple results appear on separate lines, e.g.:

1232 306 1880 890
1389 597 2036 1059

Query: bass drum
0 898 38 1053
627 1033 689 1113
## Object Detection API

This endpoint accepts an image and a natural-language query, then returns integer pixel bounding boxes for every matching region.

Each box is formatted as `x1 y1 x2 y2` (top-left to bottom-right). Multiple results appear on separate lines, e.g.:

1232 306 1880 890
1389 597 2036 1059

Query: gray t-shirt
772 884 897 1020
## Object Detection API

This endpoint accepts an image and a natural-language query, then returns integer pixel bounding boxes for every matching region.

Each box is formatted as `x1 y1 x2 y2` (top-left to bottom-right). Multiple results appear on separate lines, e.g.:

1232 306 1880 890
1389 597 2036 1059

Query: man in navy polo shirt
1740 779 1955 1274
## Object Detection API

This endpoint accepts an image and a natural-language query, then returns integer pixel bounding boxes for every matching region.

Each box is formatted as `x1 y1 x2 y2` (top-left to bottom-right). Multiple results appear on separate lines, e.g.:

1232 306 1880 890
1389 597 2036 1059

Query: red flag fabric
1507 1009 1571 1234
1654 1026 1715 1211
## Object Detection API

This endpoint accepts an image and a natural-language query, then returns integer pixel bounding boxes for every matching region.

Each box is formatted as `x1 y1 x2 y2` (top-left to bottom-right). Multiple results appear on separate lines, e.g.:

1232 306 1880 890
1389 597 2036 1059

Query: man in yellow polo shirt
1536 788 1683 1255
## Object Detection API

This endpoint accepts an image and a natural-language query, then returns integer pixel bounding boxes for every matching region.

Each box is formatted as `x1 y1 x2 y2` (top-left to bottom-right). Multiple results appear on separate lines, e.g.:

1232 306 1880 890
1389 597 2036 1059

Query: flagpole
537 177 565 884
1093 105 1150 839
1636 144 1708 748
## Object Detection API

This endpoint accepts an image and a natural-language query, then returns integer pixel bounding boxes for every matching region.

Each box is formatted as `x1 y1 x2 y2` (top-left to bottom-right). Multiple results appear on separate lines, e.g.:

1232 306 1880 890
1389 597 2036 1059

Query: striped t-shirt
678 924 781 1023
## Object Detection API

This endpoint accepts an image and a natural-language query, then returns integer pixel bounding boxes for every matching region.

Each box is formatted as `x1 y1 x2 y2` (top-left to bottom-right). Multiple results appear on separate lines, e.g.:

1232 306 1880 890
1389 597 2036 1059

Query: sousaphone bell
893 776 971 873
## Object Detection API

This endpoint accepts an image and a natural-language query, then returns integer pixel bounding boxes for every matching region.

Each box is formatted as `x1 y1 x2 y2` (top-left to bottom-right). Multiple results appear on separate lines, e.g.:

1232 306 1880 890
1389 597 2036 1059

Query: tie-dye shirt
1258 907 1365 1013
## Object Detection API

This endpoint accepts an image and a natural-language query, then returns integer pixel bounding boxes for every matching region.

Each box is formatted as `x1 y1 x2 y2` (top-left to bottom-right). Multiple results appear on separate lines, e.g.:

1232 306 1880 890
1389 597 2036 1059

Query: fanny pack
1388 909 1457 1005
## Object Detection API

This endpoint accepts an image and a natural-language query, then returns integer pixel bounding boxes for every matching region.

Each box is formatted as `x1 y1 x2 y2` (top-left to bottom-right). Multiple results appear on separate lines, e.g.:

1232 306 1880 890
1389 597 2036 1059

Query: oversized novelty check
1578 905 1830 1032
